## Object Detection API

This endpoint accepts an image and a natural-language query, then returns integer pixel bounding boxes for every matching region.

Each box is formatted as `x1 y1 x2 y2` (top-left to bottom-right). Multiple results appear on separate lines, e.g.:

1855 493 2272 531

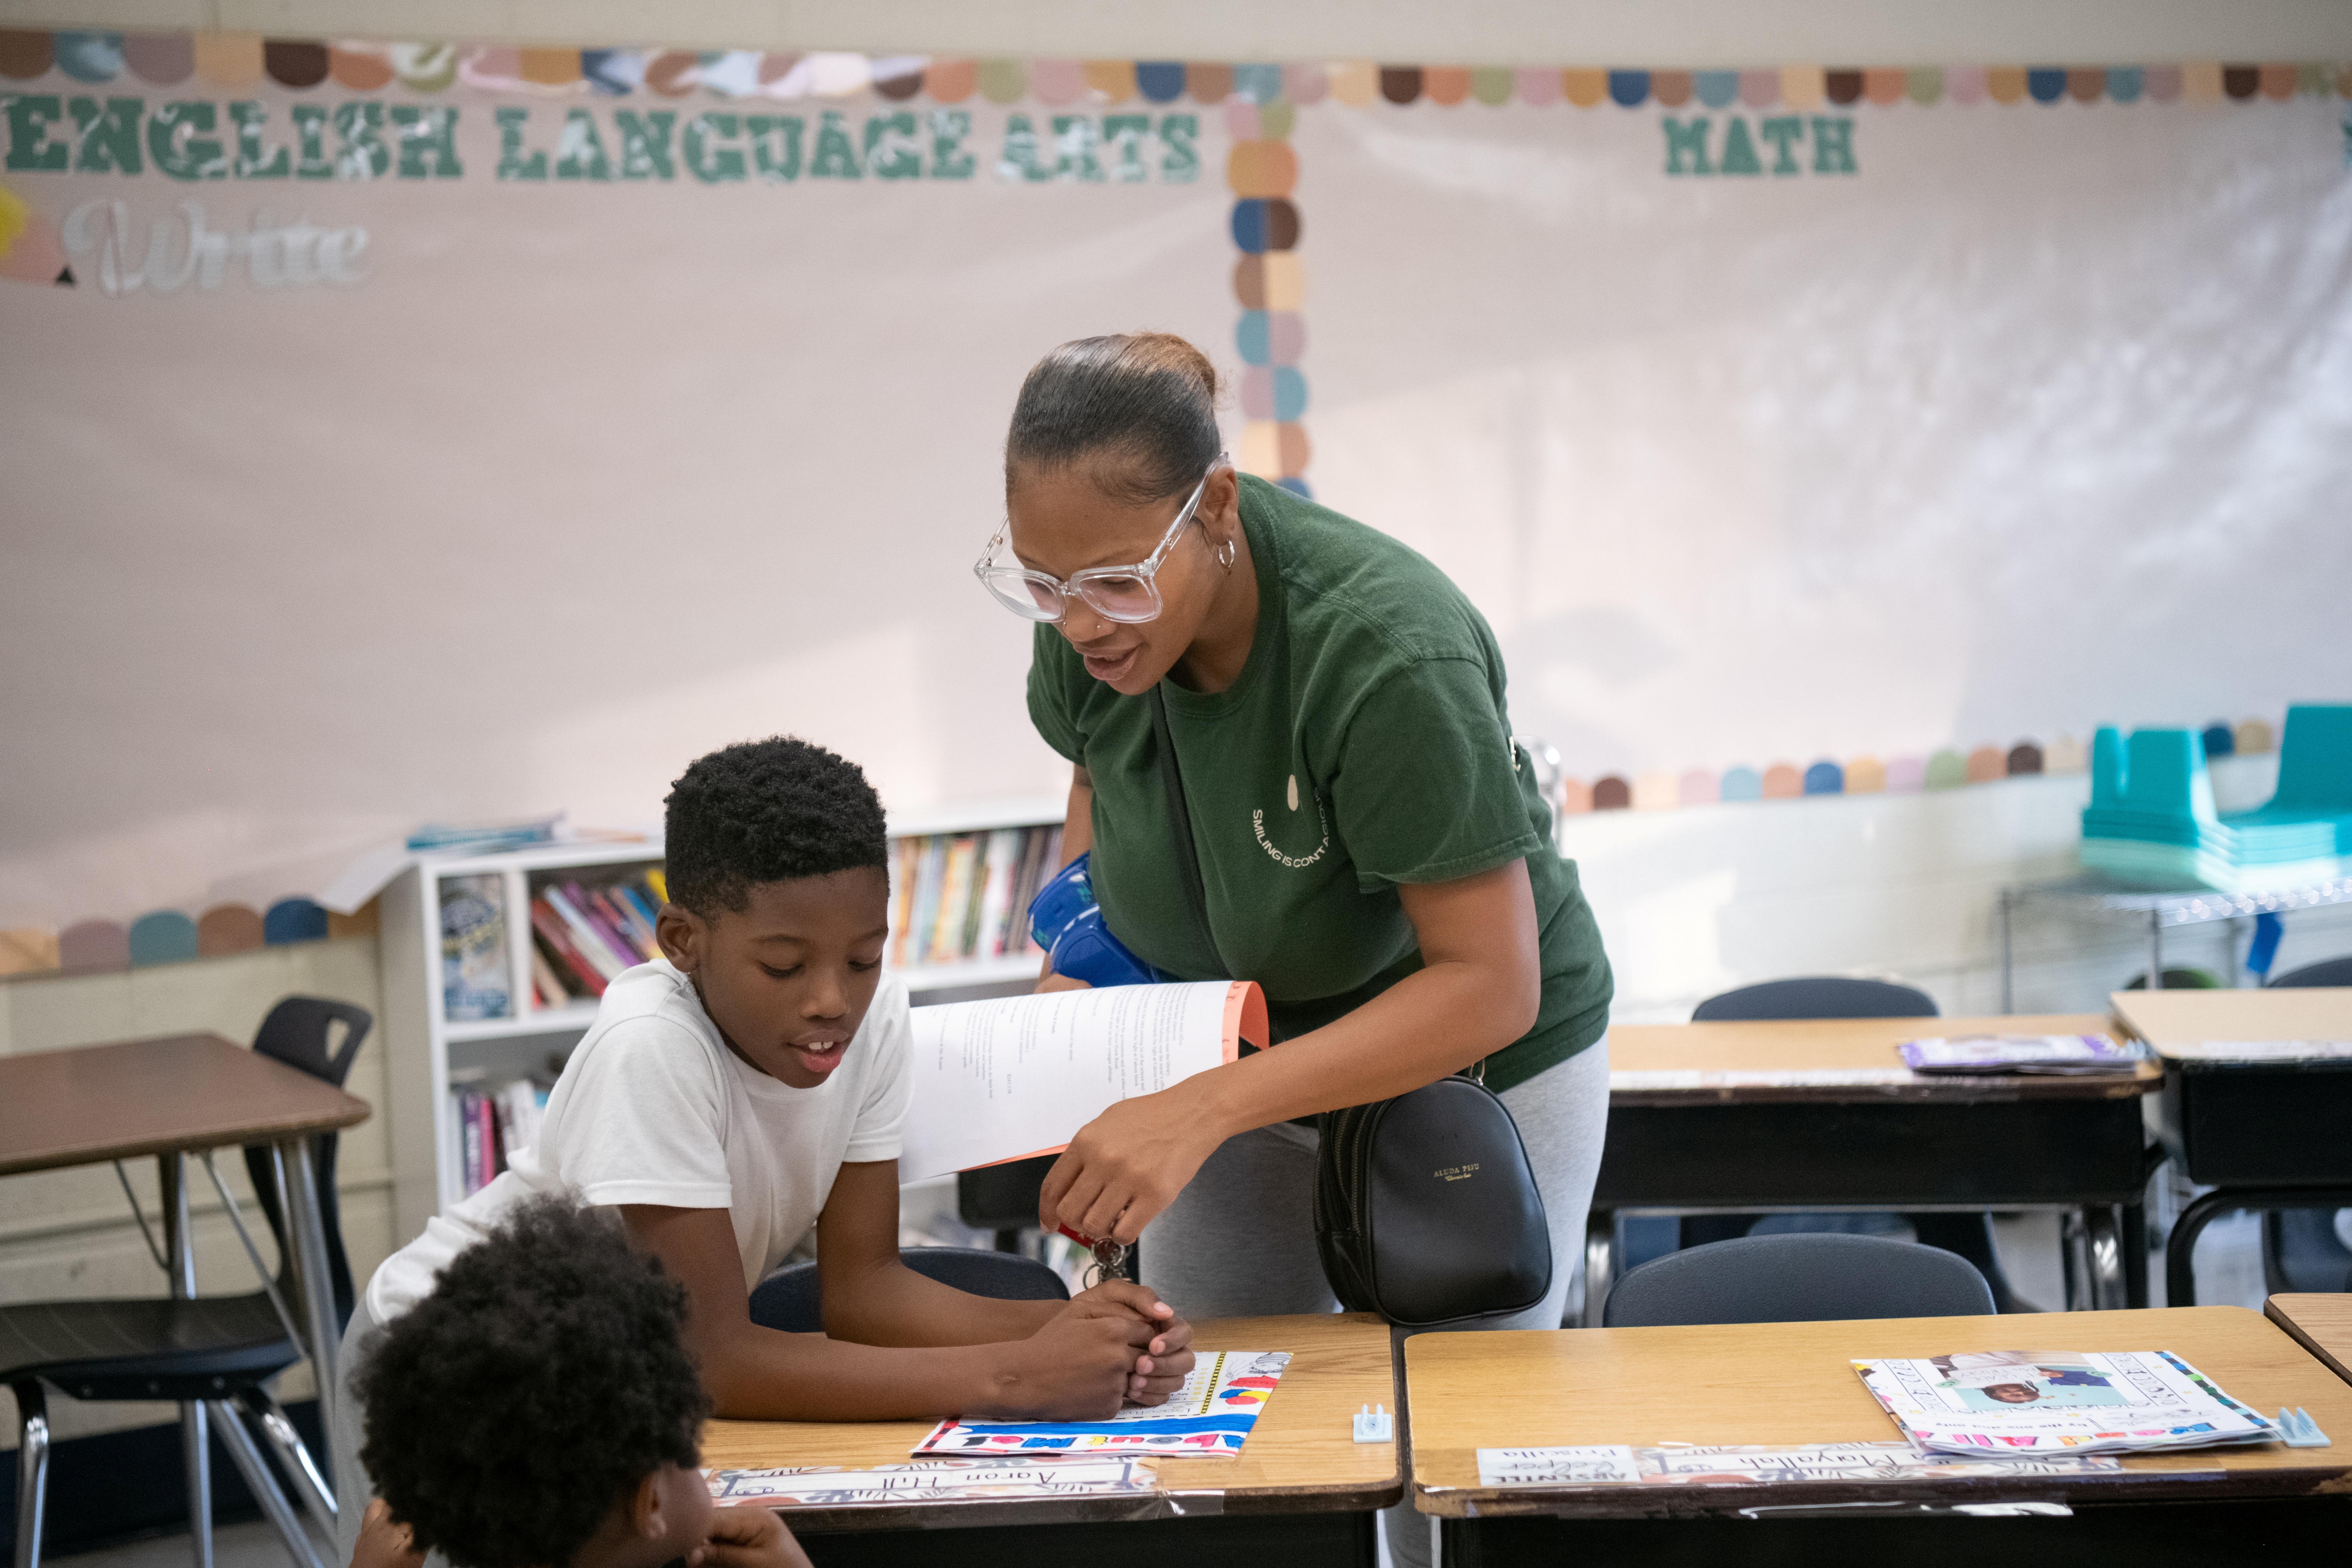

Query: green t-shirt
1026 475 1612 1093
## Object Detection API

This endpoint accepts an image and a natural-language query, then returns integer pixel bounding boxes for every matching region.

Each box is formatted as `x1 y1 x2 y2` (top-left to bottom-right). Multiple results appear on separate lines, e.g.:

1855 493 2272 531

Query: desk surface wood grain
700 1312 1399 1532
1606 1013 2156 1105
2267 1294 2352 1389
2112 987 2352 1050
0 1033 371 1176
1406 1306 2352 1517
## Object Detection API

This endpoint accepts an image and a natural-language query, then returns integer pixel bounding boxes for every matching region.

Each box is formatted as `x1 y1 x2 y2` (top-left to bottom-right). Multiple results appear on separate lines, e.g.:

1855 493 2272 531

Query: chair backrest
1692 977 1938 1022
748 1246 1070 1334
241 996 372 1334
1602 1233 1994 1327
957 1154 1058 1232
2268 955 2352 989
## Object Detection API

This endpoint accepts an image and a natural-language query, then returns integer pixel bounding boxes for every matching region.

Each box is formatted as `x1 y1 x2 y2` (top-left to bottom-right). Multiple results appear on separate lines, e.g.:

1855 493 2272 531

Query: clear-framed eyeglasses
974 454 1230 625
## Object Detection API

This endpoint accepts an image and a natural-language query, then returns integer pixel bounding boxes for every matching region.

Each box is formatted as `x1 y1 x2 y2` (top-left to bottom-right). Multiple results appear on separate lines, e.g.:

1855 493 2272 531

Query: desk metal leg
163 1154 214 1568
276 1138 344 1499
13 1381 49 1568
2167 1186 2352 1308
1581 1213 1614 1329
2087 1206 2127 1310
209 1401 326 1568
2123 1199 2149 1310
1999 890 2014 1014
242 1390 337 1536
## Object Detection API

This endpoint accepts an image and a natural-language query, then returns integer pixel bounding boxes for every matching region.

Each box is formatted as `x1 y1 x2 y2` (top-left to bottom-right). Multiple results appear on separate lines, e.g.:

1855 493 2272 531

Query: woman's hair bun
1005 332 1223 505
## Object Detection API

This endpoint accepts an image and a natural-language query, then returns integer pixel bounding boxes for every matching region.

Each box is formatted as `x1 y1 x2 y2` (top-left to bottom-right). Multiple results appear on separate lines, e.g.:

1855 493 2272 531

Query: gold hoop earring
1216 538 1237 571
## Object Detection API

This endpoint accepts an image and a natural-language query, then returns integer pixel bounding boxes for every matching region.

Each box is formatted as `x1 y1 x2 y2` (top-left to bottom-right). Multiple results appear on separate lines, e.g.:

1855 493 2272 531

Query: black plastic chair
748 1246 1070 1334
2267 955 2352 989
1603 1233 1995 1327
1690 976 1939 1023
1677 977 2035 1313
2262 1210 2352 1293
957 1154 1059 1254
3 997 369 1568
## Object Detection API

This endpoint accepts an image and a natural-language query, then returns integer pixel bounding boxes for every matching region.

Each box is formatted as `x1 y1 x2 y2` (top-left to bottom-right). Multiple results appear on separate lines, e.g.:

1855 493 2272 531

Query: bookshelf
378 798 1065 1242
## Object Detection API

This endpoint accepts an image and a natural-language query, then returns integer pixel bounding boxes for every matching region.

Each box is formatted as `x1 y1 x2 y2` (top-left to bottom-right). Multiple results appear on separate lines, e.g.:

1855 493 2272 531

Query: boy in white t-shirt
335 737 1191 1557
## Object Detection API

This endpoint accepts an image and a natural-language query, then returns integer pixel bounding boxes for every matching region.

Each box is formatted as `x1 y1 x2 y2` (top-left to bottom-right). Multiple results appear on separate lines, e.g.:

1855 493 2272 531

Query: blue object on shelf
2081 705 2352 892
2246 911 2284 978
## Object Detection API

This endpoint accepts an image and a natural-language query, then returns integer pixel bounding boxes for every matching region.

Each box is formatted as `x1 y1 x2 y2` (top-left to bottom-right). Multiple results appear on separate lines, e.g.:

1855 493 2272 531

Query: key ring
1084 1237 1131 1289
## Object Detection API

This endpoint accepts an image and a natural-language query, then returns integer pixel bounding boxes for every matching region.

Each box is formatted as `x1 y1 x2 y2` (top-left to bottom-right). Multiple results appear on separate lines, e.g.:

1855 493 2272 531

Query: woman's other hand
1038 1085 1223 1244
1036 971 1094 994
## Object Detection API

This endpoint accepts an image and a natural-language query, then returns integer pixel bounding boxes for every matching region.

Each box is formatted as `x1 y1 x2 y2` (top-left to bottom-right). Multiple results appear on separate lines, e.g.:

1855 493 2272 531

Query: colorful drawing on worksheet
910 1350 1292 1458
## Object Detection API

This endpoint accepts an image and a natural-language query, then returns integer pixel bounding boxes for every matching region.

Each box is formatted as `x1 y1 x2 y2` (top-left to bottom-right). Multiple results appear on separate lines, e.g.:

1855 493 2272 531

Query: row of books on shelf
438 822 1068 1025
528 870 671 1007
452 1077 548 1198
888 824 1062 970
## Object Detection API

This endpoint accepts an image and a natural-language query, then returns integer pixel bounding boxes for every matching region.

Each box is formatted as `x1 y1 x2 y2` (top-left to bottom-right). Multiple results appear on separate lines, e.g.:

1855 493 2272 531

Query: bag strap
1147 683 1228 976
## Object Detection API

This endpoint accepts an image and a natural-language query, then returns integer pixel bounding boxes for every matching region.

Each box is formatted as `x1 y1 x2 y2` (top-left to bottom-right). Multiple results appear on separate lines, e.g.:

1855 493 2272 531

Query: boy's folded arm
812 1164 1200 1407
811 1160 1066 1347
621 1200 1158 1422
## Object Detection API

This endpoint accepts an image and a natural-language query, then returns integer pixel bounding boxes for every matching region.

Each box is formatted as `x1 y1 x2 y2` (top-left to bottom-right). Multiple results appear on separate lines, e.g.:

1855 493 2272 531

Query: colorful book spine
543 885 631 979
928 836 979 966
974 829 1020 958
529 898 607 997
887 837 922 967
882 824 1065 970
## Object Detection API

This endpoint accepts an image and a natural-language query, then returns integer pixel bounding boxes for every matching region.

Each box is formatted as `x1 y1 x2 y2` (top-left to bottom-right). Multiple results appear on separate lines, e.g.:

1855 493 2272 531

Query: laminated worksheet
911 1350 1291 1458
1854 1351 2276 1456
901 981 1267 1180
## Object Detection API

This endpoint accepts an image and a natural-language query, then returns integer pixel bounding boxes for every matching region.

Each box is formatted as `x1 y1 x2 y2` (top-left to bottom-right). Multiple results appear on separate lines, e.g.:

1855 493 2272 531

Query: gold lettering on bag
1433 1163 1481 1183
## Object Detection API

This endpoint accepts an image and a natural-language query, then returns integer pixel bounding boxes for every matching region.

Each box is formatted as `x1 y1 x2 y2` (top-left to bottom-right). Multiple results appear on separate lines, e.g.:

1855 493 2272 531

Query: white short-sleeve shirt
364 959 911 1323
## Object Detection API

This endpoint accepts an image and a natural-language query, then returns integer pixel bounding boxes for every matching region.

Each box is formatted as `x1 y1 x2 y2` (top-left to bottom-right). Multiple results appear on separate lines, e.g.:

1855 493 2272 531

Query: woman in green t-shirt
978 332 1615 1339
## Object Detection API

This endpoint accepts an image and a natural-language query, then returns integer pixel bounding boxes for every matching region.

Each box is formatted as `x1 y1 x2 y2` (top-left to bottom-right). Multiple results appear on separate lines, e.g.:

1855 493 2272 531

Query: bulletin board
2 35 2348 956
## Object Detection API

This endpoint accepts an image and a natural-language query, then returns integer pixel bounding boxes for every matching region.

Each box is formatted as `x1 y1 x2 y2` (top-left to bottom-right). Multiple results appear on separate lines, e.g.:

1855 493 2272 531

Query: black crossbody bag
1146 687 1552 1328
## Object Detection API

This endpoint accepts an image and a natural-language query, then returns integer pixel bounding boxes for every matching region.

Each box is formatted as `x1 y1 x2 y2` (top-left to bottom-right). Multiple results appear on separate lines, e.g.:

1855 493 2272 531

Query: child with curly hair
353 1196 805 1568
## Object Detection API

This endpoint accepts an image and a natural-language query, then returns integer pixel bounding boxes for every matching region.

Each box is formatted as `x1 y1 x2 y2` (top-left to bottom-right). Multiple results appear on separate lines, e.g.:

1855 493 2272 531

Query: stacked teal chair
2083 704 2352 891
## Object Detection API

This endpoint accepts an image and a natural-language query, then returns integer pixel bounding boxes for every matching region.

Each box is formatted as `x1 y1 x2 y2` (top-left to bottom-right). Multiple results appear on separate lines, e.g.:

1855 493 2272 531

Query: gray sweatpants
1139 1037 1611 1568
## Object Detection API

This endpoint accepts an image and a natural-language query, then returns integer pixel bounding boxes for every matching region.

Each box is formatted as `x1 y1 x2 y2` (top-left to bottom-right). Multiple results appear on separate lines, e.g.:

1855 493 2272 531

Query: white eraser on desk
1353 1403 1393 1443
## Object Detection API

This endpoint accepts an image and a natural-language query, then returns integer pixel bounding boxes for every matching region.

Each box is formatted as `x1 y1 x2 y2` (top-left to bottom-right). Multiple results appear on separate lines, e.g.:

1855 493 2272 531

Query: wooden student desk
1590 1014 2161 1321
2267 1294 2352 1387
2109 987 2352 1306
699 1312 1399 1566
0 1033 372 1542
1408 1306 2352 1564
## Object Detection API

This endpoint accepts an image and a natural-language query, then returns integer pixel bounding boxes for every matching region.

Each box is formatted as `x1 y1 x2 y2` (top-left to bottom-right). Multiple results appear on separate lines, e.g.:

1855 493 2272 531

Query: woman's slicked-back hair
1005 332 1222 506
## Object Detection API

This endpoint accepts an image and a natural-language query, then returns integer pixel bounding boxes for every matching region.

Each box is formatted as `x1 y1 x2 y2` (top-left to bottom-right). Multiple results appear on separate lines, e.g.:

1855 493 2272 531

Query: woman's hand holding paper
1038 1080 1227 1244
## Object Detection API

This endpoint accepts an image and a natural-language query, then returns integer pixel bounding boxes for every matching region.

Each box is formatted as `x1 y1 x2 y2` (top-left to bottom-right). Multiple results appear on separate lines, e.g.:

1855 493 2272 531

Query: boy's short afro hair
356 1198 708 1568
663 735 889 916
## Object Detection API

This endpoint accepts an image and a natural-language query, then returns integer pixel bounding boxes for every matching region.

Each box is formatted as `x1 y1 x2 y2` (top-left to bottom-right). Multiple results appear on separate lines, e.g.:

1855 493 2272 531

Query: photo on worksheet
1926 1352 2130 1411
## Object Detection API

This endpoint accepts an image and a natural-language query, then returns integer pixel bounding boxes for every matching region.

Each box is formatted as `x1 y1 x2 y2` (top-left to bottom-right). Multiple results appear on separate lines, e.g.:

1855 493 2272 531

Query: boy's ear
656 903 704 973
627 1470 664 1539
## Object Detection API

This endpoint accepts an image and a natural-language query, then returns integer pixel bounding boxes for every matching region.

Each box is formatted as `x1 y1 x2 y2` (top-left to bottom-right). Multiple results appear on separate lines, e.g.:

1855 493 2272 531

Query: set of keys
1058 1224 1132 1287
1086 1236 1132 1287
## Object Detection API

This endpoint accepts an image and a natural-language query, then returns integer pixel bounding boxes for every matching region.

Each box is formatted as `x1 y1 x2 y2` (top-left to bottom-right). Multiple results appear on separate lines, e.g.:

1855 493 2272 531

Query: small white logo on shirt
1253 793 1330 870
